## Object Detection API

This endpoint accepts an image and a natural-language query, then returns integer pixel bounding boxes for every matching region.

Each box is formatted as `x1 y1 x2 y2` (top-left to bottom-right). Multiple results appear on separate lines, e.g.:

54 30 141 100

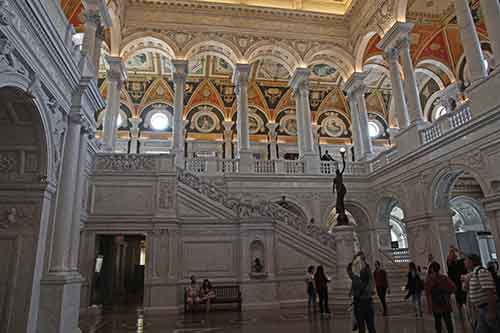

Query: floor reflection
80 307 471 333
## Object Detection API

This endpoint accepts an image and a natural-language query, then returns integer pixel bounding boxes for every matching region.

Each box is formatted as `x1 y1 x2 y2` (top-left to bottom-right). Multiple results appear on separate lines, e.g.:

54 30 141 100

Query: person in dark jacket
314 265 331 316
406 262 424 317
348 262 377 333
374 261 389 316
426 261 456 333
447 248 468 314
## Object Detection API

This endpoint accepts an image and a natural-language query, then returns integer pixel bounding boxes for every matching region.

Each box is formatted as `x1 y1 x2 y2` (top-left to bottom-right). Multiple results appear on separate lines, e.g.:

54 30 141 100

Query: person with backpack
425 261 456 333
405 262 425 317
464 254 499 333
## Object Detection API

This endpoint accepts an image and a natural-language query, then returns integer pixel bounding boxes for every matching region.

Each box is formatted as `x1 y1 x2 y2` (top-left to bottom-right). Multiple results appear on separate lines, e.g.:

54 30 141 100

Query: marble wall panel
90 184 154 215
181 241 236 279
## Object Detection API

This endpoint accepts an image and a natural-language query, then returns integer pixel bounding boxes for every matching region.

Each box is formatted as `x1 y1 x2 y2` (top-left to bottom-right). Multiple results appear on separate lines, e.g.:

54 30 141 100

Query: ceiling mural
317 111 351 138
255 60 290 81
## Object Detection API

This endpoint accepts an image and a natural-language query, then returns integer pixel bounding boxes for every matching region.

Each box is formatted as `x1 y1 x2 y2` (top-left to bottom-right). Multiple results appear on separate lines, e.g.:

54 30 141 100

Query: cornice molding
128 0 347 23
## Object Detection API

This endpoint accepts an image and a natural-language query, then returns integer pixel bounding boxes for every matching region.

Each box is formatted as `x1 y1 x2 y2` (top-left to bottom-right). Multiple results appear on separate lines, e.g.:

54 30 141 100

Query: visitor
447 247 468 316
425 253 435 276
348 260 376 333
200 279 216 312
186 275 200 311
314 265 331 317
405 262 424 317
464 253 499 333
306 265 316 311
321 150 335 161
425 261 456 333
374 260 389 316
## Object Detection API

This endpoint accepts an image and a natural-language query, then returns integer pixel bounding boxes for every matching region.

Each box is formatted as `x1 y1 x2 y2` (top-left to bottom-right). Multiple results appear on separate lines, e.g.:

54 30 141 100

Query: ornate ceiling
188 0 354 14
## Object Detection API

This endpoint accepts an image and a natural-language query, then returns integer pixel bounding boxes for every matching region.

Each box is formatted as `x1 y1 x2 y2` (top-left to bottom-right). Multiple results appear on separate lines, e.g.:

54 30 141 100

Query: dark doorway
92 235 146 307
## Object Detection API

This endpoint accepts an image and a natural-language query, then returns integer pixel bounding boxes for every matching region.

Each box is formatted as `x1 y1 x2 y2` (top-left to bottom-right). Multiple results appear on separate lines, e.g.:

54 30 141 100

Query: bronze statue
333 152 349 226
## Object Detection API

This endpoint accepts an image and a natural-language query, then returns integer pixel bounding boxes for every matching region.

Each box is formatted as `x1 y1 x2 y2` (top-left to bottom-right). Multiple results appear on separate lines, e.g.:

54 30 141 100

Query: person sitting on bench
200 279 216 312
186 275 200 310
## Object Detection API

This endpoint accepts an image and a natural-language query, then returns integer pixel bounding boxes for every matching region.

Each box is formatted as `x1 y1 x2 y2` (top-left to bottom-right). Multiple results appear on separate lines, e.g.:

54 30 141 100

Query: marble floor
80 306 473 333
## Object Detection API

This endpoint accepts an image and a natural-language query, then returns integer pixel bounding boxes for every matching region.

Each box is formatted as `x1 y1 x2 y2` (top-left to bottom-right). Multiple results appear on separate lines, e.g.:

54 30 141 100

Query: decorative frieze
94 154 157 171
0 205 37 229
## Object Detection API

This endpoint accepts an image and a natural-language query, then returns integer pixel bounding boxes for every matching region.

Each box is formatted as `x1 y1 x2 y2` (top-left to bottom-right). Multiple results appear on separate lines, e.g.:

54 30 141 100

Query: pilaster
233 63 252 172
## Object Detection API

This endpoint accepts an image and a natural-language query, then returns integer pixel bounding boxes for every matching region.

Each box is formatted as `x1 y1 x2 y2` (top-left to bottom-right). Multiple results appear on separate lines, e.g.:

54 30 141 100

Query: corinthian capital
83 9 101 27
232 63 251 89
289 68 310 95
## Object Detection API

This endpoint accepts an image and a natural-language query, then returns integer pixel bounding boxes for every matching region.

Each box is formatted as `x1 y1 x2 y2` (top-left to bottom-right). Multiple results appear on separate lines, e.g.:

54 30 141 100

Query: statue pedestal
331 224 354 314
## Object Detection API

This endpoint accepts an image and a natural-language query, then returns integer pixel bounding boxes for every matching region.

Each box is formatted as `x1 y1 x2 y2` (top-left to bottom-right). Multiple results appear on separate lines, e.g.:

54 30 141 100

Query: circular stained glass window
150 112 169 131
368 121 380 138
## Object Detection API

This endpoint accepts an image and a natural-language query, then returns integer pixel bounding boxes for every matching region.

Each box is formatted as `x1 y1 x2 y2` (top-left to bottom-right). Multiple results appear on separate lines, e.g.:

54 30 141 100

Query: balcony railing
421 102 472 144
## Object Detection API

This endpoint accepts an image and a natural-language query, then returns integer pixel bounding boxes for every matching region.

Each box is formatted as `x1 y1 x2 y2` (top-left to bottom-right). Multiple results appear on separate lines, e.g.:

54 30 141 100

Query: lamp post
333 147 349 225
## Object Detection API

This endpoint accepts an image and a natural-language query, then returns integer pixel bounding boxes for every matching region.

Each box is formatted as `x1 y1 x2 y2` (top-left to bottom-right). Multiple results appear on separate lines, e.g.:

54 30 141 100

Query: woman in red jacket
425 261 456 333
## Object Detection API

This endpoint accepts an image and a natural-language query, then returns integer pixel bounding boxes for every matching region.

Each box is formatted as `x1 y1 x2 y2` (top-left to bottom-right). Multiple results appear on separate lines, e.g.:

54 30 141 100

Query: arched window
433 105 447 121
368 121 381 138
150 112 169 131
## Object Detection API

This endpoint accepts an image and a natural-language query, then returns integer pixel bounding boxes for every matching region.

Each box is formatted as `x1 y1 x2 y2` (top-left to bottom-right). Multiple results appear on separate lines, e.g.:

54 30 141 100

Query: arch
416 59 456 84
322 200 372 228
431 166 491 211
0 83 52 332
304 46 355 81
450 196 489 232
423 89 443 121
0 73 53 180
354 31 380 72
270 195 311 222
182 39 242 69
120 34 178 63
245 42 301 75
415 67 445 90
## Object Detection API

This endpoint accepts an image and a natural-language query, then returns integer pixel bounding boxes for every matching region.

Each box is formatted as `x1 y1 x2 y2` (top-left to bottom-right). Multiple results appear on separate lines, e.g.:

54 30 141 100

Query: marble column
92 24 105 73
69 124 91 271
51 112 83 273
345 72 373 160
129 117 142 154
312 123 321 155
399 36 425 125
171 60 188 168
455 0 487 81
483 193 500 258
102 56 125 152
81 9 99 64
266 123 278 160
378 23 411 129
480 0 500 66
290 68 315 157
386 49 410 128
233 64 252 171
222 121 234 159
332 225 355 289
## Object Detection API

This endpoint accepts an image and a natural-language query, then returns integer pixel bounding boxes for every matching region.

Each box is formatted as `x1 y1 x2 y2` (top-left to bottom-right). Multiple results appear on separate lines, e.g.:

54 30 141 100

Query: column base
39 271 83 333
302 153 320 174
468 67 500 118
237 150 254 173
393 121 428 155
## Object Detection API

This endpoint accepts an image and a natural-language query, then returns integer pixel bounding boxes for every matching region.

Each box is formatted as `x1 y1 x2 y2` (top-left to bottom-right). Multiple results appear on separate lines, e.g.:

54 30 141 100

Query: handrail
378 248 399 266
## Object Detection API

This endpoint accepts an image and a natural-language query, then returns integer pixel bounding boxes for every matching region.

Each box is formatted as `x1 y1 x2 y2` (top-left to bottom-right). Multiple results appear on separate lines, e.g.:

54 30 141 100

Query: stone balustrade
420 102 472 144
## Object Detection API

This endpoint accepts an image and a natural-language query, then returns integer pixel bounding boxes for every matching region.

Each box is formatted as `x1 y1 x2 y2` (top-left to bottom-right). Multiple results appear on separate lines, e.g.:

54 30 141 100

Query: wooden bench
184 285 242 312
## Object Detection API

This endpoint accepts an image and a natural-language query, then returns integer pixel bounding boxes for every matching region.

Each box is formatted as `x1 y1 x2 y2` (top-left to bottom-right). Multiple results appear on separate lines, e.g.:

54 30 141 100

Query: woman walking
426 261 456 332
314 265 331 317
406 262 424 317
306 266 316 311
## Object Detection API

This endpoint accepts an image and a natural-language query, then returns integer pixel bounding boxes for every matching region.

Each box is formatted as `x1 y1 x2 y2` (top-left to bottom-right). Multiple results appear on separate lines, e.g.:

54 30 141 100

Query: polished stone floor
80 306 473 333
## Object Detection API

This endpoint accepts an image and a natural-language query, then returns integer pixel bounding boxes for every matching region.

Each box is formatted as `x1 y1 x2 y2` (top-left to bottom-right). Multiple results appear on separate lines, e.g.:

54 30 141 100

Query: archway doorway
0 87 51 332
435 170 497 266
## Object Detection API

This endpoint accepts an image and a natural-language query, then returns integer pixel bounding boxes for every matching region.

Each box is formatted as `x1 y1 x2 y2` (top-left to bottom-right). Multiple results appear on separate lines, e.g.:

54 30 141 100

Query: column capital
377 21 414 51
266 122 279 136
344 72 367 99
232 63 251 85
106 55 127 82
82 9 101 27
289 67 310 94
222 120 234 132
171 59 188 82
